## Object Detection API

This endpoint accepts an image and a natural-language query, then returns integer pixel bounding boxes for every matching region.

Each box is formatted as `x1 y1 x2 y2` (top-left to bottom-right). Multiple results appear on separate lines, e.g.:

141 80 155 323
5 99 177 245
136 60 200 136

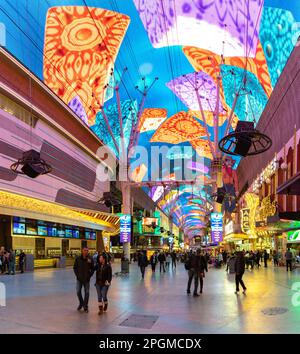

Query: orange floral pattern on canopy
130 163 147 182
150 111 206 143
138 108 167 132
190 139 214 160
183 42 272 98
43 6 130 125
188 110 227 127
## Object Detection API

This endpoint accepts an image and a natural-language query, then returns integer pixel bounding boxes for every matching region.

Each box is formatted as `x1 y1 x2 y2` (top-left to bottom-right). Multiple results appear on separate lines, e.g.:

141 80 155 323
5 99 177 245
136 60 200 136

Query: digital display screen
47 227 57 237
90 231 96 240
73 229 80 239
13 222 25 234
13 216 26 223
65 229 73 238
57 229 65 237
38 226 48 236
26 225 37 235
85 231 91 240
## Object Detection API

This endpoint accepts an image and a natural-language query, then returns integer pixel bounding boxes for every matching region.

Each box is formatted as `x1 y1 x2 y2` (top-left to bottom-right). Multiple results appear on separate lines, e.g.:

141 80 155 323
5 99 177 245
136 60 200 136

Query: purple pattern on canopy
166 72 225 113
68 96 88 124
133 0 264 57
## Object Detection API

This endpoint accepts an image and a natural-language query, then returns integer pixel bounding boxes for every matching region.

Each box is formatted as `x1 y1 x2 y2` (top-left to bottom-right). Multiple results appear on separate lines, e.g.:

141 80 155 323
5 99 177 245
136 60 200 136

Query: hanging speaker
219 120 272 157
10 149 52 178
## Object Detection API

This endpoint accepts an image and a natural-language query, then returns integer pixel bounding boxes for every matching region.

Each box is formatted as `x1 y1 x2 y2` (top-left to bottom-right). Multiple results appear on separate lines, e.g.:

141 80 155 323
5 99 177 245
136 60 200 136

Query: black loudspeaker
233 121 254 157
20 150 45 178
233 135 252 156
216 187 225 204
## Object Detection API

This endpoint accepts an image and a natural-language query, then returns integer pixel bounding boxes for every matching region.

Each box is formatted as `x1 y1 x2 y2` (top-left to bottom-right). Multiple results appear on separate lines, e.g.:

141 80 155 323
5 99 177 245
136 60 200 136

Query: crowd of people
0 247 26 275
136 250 178 278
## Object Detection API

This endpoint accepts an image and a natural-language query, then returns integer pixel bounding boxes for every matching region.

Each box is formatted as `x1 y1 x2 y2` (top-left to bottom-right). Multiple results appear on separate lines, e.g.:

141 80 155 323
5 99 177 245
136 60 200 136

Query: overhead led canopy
183 42 273 98
166 72 224 113
259 7 297 88
43 6 130 125
91 100 138 157
188 110 227 127
138 108 167 132
68 96 88 124
150 111 207 143
221 65 268 122
190 139 214 160
130 163 148 182
133 0 263 57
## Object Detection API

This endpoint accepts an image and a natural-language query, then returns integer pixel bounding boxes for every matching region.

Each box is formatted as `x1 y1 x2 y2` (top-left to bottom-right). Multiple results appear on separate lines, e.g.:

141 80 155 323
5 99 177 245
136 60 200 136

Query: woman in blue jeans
95 253 112 315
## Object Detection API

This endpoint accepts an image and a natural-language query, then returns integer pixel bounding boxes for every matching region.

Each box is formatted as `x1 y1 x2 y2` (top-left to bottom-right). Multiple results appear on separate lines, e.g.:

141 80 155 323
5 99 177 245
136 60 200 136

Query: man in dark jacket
150 252 158 272
19 250 26 273
263 250 269 268
138 251 148 279
73 247 94 312
171 251 177 269
158 251 166 273
234 251 247 294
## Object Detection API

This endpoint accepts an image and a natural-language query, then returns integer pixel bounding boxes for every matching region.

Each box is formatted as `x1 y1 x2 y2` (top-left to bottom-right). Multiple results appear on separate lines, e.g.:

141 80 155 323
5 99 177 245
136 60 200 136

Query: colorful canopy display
183 42 273 98
138 108 167 132
133 0 263 57
150 111 207 143
166 72 225 113
43 6 130 125
221 65 268 122
91 100 138 157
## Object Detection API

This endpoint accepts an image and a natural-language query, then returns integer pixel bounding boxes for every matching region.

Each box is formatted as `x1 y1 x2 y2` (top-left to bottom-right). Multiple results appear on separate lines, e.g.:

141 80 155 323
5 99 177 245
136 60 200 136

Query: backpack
184 257 192 270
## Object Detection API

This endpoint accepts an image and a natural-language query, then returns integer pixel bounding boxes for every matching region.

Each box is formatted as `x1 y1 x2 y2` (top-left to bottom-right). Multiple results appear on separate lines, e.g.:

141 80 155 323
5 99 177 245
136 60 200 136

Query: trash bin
121 259 129 273
56 256 66 268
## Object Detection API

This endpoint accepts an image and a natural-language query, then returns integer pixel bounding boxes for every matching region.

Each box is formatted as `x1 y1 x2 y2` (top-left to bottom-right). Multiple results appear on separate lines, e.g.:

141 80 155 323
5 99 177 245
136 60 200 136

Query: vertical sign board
241 208 250 233
120 214 131 243
211 212 223 244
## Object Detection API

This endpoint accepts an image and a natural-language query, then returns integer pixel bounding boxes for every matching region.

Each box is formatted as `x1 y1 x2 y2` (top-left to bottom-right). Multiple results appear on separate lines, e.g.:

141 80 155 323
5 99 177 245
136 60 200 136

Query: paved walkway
0 261 300 333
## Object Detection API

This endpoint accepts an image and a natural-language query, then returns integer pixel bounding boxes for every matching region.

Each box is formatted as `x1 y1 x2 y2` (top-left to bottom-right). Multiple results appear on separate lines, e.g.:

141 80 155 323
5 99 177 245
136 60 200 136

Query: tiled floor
0 261 300 333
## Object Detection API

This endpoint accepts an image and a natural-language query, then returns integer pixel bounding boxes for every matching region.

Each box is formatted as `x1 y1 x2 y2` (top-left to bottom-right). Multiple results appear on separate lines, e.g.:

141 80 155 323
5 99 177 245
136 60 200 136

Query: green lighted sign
287 229 300 242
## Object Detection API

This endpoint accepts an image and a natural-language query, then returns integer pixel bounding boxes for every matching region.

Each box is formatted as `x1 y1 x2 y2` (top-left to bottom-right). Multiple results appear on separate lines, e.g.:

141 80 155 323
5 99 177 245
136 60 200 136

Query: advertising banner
120 214 131 243
211 212 223 244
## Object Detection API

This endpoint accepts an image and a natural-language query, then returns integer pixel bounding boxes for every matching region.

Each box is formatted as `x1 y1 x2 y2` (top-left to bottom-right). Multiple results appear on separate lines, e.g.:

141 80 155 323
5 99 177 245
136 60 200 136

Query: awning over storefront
277 171 300 195
256 216 300 234
224 234 252 242
0 190 119 233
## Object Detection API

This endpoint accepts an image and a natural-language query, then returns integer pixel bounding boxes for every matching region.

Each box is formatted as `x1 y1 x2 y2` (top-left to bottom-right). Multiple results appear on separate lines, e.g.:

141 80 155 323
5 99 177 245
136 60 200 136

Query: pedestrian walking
255 250 261 268
273 250 279 267
187 249 207 296
95 253 112 315
150 252 158 273
158 251 166 273
171 251 177 269
285 248 293 271
8 249 16 275
138 250 148 279
234 251 247 294
73 247 94 313
166 253 171 269
263 250 269 268
186 251 198 296
19 250 26 273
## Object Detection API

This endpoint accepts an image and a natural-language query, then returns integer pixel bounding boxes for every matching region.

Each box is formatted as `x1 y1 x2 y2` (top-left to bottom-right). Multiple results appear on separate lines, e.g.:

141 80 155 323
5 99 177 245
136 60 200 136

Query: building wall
237 43 300 192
